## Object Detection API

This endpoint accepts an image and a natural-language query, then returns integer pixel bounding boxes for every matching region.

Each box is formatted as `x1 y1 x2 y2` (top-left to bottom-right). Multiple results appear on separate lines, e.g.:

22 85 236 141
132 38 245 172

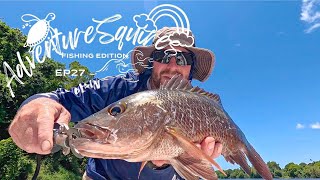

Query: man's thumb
37 113 55 153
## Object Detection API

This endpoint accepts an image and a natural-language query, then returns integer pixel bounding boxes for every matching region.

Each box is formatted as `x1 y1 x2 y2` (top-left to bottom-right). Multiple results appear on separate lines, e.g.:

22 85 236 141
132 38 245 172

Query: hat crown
152 27 195 48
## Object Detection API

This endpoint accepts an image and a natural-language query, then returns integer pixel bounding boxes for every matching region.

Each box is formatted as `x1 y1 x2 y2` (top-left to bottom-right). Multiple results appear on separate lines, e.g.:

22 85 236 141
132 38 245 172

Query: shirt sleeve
54 78 118 122
20 72 139 122
56 74 141 122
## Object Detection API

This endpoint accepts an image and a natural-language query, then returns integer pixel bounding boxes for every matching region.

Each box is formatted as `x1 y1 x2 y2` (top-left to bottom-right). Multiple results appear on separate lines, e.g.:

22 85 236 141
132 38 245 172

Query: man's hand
151 137 223 167
9 97 71 154
199 137 223 159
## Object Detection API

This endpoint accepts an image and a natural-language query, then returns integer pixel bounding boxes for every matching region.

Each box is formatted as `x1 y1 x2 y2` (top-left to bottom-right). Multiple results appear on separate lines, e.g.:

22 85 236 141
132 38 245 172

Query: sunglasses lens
181 52 193 65
152 51 166 62
176 54 188 66
152 50 194 66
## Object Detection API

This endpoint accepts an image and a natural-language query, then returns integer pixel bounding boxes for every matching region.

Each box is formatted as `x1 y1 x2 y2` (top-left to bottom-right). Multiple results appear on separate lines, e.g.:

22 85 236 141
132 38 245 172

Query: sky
1 0 319 170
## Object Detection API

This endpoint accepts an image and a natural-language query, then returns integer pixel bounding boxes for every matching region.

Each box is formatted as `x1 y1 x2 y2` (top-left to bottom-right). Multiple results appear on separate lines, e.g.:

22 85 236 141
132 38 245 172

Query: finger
211 142 223 159
151 160 169 167
8 122 25 150
201 137 216 156
13 111 34 139
55 106 71 124
9 114 34 152
36 108 56 154
24 126 37 153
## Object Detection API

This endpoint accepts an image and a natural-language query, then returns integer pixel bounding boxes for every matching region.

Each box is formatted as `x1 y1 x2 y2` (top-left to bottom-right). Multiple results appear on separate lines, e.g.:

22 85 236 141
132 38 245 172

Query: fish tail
245 143 273 180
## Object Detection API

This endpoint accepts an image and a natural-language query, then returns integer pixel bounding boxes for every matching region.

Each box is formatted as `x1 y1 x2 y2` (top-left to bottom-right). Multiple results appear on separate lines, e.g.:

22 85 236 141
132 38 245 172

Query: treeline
216 161 320 179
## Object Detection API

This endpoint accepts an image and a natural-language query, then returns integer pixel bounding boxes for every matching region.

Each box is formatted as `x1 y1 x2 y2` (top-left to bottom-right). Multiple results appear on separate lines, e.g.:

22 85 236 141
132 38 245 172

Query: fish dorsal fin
160 74 222 105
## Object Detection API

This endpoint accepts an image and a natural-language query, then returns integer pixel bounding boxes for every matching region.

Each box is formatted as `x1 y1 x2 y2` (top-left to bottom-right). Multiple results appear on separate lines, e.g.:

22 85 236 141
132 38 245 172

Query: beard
150 69 182 89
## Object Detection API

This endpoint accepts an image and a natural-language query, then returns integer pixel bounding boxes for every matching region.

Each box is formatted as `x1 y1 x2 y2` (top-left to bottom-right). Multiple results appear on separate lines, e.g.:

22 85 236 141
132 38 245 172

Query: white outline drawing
98 4 193 81
22 13 58 52
97 50 139 82
132 4 194 52
141 4 194 53
149 4 190 31
97 49 155 82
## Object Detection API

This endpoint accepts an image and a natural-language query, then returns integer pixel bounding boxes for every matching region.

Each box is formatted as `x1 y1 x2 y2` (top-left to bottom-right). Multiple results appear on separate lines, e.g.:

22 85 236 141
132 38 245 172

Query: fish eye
108 103 126 116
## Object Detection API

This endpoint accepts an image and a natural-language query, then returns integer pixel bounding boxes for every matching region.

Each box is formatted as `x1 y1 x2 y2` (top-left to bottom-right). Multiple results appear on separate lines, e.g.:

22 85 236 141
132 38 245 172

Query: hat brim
131 46 215 82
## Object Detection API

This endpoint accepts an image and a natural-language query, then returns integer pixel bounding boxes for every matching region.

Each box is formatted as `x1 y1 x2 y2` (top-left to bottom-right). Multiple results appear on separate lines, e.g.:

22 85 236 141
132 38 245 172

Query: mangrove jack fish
71 75 273 180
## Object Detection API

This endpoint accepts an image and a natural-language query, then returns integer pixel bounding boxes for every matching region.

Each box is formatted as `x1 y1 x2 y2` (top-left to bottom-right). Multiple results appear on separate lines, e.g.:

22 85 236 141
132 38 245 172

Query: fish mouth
70 123 163 160
71 122 153 159
75 123 111 144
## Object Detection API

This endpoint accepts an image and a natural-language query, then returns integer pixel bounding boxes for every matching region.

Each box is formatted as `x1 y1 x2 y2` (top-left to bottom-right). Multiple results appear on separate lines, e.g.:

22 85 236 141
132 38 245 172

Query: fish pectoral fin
165 126 226 176
170 158 198 180
138 161 148 179
170 153 218 180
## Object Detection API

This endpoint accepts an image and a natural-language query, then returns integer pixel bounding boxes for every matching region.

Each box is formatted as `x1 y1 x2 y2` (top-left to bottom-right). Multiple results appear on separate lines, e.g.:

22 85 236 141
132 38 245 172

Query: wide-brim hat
131 27 215 82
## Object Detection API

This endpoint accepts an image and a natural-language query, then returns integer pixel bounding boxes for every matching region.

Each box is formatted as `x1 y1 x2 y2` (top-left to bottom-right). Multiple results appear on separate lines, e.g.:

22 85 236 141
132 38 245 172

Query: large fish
71 75 273 180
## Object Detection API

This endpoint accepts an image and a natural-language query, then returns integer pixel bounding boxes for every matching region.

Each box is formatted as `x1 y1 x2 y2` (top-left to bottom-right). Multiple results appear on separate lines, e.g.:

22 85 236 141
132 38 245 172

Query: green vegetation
0 21 91 179
0 138 32 180
0 138 86 180
216 161 320 179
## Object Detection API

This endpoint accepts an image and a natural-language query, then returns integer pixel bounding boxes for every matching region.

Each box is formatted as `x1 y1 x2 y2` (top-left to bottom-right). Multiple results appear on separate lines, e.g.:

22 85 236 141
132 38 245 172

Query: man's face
150 46 192 89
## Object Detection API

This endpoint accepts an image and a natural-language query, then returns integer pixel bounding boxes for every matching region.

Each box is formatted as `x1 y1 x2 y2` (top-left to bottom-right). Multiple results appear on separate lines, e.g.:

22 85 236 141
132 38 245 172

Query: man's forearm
19 92 60 109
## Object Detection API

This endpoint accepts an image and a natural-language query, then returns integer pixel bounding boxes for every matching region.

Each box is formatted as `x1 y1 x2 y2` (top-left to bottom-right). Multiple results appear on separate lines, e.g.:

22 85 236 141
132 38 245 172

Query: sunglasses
151 50 195 66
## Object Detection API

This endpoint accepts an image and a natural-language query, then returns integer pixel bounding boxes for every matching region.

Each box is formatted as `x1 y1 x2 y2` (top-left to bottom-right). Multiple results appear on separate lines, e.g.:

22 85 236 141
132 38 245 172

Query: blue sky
1 1 319 170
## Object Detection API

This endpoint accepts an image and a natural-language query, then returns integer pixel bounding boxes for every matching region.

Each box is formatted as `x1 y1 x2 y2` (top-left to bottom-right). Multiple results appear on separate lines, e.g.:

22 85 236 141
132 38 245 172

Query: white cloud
310 122 320 129
300 0 320 33
305 23 320 33
296 123 305 129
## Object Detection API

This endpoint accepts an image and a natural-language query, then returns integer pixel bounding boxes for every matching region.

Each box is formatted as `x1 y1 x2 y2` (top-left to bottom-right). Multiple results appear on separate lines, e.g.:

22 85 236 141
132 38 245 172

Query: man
9 27 223 180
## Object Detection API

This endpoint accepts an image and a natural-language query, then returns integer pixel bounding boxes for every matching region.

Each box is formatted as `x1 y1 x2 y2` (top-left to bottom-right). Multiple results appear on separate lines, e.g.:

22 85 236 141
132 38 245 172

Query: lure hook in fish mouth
75 123 111 143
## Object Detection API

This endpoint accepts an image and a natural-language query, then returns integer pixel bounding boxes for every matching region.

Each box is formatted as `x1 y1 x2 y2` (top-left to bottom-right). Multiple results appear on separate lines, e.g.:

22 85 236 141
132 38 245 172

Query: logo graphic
3 4 193 98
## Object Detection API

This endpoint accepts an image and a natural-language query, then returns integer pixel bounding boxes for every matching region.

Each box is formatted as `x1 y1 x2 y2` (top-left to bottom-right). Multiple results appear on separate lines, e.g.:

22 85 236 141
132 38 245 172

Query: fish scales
72 75 273 180
155 89 238 147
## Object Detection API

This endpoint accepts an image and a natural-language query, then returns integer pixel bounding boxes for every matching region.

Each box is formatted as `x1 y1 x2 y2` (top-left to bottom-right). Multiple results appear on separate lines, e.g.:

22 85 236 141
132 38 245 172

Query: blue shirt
41 71 183 180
